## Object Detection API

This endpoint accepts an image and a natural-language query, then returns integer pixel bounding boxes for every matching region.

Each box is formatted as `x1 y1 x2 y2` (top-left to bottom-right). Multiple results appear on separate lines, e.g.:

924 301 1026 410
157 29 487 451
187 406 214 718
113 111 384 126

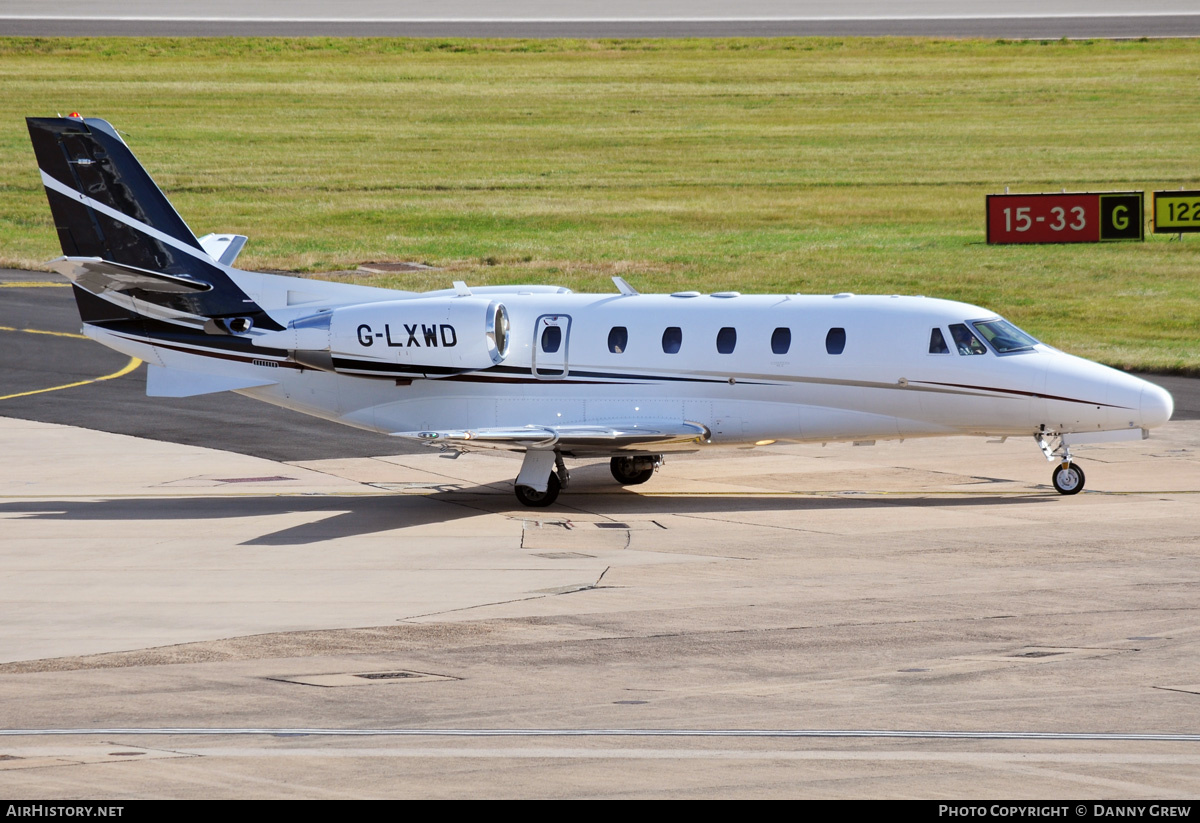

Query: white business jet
28 115 1174 506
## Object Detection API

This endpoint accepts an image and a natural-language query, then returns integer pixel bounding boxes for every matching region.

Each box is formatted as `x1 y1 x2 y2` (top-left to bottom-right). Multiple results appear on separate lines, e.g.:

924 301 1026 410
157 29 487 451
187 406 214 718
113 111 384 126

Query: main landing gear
515 472 562 507
512 452 666 507
610 455 662 486
1036 432 1085 495
514 449 570 508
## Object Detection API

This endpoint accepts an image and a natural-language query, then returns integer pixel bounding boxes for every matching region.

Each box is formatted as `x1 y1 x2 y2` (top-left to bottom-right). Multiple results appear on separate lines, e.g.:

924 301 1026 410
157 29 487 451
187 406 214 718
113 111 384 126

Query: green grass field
0 37 1197 371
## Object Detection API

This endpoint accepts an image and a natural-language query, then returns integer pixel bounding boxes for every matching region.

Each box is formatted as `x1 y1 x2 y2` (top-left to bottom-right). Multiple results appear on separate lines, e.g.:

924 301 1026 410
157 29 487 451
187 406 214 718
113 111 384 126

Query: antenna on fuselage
612 276 638 296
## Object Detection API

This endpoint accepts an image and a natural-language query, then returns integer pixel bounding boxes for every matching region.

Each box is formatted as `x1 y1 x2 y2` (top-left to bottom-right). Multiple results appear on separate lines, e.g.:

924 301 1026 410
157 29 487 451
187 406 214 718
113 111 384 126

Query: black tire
1052 462 1085 495
515 473 561 507
610 456 655 486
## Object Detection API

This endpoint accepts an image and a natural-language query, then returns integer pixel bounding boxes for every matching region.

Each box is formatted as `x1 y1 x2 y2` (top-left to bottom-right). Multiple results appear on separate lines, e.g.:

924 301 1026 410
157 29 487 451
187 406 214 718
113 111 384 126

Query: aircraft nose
1140 382 1174 429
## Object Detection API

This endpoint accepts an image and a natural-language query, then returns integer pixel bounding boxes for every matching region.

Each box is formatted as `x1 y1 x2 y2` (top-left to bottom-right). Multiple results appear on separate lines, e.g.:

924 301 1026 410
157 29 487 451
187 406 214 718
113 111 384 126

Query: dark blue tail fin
27 116 206 272
27 115 280 329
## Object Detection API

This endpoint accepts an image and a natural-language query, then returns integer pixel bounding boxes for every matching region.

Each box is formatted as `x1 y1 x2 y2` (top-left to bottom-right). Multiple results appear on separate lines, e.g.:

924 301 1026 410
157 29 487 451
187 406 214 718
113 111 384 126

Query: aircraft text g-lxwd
27 115 1174 506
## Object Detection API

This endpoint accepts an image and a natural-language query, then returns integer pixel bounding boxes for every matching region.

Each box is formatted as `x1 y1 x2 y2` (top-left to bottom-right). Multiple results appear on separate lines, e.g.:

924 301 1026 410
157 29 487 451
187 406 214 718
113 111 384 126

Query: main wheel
610 456 656 485
515 473 561 507
1052 462 1085 495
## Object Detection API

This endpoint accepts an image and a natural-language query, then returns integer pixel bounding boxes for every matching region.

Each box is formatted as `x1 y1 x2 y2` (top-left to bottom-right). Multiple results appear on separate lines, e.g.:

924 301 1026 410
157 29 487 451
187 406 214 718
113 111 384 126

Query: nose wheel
1036 433 1086 495
1051 461 1085 495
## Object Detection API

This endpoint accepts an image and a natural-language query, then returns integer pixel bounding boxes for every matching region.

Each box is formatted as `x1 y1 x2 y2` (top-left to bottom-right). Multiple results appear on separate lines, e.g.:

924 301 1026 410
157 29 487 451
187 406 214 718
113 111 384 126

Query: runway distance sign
1152 190 1200 233
986 191 1144 244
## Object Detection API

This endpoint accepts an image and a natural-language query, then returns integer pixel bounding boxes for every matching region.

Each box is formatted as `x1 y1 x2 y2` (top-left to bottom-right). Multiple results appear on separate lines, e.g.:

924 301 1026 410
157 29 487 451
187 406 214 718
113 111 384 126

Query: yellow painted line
0 355 142 401
0 325 88 340
0 281 68 288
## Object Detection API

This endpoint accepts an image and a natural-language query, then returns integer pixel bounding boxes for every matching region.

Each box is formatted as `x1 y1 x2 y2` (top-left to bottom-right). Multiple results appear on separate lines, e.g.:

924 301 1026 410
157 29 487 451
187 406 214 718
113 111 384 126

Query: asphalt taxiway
1 269 1198 798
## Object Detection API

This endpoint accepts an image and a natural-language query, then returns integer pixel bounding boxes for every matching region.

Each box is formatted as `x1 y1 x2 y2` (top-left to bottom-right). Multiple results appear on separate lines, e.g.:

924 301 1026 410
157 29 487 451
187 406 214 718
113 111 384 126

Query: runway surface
3 0 1200 37
1 413 1198 797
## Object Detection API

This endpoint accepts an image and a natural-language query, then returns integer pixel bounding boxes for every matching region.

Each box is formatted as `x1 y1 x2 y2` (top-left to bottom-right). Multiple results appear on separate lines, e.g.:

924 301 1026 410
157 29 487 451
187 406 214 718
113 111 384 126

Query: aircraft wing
391 421 710 455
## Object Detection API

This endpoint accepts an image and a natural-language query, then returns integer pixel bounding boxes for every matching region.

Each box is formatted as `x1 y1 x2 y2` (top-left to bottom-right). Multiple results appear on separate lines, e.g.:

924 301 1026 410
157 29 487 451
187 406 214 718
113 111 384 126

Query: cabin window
929 327 949 354
971 319 1038 353
662 326 682 354
716 327 737 354
608 326 628 354
540 325 562 354
949 323 986 356
825 327 846 355
771 327 791 355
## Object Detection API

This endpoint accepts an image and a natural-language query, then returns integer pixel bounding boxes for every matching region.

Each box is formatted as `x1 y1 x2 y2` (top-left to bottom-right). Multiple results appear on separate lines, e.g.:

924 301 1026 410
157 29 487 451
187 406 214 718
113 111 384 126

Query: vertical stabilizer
27 116 205 272
27 115 280 329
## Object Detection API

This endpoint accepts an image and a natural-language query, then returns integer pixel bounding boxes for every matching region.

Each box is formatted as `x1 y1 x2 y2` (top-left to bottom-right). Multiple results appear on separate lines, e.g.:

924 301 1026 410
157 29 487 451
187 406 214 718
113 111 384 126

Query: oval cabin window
771 327 791 355
716 327 737 354
826 327 846 355
662 326 683 354
608 326 628 354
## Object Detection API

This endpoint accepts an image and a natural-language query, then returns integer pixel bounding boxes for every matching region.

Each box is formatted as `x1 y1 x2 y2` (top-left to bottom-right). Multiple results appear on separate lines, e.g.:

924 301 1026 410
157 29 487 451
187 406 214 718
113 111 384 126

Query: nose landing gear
1051 461 1085 495
1035 432 1086 495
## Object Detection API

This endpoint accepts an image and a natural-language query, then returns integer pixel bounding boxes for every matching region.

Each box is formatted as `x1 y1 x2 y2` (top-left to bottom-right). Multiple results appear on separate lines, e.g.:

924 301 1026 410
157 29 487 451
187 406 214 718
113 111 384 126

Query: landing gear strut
1035 432 1086 495
513 450 569 507
610 455 662 486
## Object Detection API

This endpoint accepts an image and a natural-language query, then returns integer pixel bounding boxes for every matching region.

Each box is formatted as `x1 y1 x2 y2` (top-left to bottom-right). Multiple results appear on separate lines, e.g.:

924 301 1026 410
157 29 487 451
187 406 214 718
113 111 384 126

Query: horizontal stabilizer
392 421 710 453
146 365 277 397
49 256 212 295
198 234 248 267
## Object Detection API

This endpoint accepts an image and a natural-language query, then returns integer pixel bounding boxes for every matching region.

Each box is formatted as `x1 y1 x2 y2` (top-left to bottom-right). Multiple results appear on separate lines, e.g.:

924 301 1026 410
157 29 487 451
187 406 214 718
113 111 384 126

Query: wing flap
392 421 710 453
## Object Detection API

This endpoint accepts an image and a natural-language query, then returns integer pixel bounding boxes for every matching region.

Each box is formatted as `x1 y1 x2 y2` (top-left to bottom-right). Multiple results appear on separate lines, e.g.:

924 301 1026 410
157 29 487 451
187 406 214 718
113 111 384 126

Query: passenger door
532 314 571 379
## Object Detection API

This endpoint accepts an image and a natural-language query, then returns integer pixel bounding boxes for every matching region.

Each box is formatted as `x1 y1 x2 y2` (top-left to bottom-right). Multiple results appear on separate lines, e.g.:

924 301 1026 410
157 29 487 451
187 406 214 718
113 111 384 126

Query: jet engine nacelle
254 297 510 378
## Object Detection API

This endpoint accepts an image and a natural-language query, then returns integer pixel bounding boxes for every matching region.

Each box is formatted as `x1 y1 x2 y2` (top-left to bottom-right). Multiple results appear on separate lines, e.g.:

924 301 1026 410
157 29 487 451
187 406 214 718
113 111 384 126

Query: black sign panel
1098 193 1144 241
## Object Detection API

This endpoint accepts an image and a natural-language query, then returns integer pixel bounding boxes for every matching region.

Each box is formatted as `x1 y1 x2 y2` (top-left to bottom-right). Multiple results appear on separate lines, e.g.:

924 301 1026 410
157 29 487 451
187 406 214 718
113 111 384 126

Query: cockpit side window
971 318 1039 353
929 327 949 354
949 323 987 356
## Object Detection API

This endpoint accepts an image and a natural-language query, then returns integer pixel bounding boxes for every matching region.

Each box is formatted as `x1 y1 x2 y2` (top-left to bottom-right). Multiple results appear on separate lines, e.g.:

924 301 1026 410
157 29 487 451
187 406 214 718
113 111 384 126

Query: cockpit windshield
970 318 1039 353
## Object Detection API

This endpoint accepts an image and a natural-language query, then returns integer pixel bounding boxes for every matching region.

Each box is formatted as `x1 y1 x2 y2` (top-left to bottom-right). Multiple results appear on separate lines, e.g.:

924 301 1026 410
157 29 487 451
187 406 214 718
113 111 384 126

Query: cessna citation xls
27 115 1174 507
